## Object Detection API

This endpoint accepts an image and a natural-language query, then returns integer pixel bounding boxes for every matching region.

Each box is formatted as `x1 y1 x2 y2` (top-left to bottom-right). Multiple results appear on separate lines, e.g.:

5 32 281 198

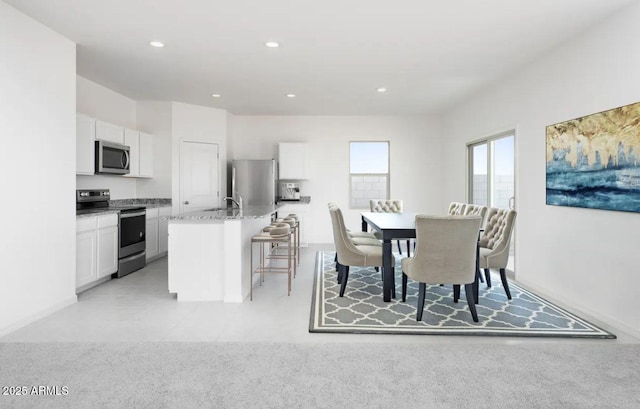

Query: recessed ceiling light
149 41 165 48
286 94 296 98
211 94 221 98
265 41 280 48
377 87 387 93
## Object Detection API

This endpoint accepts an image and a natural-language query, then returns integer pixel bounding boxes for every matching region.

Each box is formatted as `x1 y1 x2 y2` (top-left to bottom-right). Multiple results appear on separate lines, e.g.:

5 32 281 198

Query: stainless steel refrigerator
231 159 276 206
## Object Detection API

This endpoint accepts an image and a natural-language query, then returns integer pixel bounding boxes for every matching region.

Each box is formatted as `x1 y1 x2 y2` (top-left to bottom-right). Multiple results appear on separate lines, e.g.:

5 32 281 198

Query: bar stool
274 217 298 274
250 223 293 300
286 213 301 266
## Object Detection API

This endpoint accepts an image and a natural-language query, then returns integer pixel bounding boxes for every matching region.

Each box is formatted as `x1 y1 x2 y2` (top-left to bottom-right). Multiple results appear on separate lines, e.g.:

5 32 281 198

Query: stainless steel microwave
95 140 130 175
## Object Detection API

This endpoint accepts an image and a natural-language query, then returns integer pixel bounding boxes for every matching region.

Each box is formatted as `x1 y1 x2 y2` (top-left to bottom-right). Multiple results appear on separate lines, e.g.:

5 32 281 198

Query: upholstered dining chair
478 208 517 299
329 205 392 297
448 202 487 225
328 202 381 275
463 204 488 226
447 202 488 284
369 199 412 256
401 215 482 322
328 202 379 241
448 202 467 216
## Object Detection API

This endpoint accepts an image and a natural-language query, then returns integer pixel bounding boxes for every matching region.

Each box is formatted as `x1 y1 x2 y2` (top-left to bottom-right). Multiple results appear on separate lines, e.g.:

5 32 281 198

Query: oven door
119 210 146 258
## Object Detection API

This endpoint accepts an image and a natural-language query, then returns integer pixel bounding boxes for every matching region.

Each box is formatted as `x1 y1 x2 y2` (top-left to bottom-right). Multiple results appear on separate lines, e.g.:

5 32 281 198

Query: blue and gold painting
546 102 640 213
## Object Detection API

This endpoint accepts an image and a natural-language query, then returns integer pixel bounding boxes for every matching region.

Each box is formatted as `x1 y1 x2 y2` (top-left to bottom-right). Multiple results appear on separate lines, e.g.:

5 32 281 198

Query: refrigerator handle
231 166 236 200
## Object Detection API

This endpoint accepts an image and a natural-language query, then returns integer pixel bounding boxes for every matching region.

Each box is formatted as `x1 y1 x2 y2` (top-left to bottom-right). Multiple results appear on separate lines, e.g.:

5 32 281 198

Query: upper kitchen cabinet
139 132 154 178
278 142 307 180
95 120 124 144
124 128 140 177
76 114 95 175
123 129 153 178
77 114 153 178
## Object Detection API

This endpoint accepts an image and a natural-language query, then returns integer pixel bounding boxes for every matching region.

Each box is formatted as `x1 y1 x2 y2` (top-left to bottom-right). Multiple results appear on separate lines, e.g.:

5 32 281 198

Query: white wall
229 116 442 243
171 102 228 212
441 1 640 336
76 76 137 199
0 1 77 334
136 101 173 198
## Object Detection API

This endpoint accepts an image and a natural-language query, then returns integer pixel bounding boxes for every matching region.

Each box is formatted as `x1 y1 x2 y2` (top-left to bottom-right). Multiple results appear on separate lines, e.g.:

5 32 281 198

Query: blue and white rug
310 251 615 338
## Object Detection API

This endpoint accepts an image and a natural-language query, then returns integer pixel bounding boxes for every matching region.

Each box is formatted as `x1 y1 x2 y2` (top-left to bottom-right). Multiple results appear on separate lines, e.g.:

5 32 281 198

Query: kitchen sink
204 207 242 216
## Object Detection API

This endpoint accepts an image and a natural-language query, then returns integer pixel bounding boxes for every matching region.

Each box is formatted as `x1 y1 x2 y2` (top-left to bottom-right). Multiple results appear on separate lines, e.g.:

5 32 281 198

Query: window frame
349 141 390 209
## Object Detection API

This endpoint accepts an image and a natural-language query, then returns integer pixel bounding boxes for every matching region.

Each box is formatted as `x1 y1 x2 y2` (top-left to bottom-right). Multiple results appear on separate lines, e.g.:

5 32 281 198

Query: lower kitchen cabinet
146 206 171 261
146 208 159 260
158 206 170 253
277 204 308 247
97 215 118 278
76 223 97 288
76 213 118 290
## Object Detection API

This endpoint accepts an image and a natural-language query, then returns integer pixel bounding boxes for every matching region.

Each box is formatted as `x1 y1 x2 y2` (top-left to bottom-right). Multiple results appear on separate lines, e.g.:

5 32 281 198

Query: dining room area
314 199 614 338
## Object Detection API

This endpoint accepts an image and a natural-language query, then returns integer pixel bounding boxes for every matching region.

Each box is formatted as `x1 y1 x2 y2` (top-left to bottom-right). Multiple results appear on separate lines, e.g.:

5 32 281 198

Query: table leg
361 216 367 232
383 239 393 302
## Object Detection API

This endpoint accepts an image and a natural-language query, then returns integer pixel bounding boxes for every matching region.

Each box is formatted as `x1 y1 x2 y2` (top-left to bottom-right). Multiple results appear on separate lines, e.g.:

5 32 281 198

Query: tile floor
1 244 637 344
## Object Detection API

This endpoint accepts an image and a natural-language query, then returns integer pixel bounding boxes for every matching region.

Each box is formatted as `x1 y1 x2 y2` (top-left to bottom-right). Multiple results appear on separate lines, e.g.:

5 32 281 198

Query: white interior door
180 141 219 213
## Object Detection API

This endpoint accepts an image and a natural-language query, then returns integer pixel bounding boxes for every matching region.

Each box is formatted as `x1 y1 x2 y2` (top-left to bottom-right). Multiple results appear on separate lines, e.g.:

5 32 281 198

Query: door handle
184 201 189 205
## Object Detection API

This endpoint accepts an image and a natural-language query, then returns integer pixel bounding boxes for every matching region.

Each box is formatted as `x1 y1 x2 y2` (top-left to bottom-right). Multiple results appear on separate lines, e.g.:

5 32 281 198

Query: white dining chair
401 215 482 322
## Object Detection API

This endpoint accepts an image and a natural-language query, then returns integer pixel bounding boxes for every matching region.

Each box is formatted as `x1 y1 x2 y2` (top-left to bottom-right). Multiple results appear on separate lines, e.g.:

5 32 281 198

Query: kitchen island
167 206 277 302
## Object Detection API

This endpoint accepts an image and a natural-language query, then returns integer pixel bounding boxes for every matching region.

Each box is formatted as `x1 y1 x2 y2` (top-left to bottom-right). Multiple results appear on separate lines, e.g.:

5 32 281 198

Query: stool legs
288 235 292 295
250 233 294 299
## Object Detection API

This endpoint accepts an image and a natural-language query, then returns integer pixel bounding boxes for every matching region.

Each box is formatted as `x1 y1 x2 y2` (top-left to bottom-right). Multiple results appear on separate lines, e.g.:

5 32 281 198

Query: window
350 141 389 208
468 133 514 209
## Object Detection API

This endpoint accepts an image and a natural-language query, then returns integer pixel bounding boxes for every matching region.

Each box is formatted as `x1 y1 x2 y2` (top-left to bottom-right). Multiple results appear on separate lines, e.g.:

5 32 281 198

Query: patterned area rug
310 251 615 338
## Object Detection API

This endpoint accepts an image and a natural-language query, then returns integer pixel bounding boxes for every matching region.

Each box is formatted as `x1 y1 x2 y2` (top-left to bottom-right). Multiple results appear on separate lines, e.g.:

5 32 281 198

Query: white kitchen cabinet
124 128 140 177
76 218 97 288
76 114 96 175
96 214 119 278
158 206 171 254
139 132 154 177
76 115 153 178
96 120 124 144
146 207 159 260
146 206 171 260
76 213 118 290
277 204 308 247
278 142 307 180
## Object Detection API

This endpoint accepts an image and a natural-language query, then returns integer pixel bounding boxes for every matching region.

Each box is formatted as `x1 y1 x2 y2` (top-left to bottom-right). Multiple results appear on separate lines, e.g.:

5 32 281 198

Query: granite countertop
276 196 311 205
110 198 172 208
76 208 121 219
169 205 279 221
76 198 172 219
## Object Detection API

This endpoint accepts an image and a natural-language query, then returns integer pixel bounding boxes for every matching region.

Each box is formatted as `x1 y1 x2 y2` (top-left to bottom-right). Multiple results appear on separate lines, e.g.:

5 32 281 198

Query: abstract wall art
546 102 640 213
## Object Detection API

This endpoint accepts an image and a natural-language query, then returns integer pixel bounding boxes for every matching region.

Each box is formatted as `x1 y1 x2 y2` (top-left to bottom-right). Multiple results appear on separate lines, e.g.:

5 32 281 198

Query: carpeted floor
1 342 639 409
311 251 614 338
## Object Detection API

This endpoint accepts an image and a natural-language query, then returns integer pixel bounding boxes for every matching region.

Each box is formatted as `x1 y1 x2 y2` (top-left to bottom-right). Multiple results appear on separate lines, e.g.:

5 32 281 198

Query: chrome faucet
223 195 243 209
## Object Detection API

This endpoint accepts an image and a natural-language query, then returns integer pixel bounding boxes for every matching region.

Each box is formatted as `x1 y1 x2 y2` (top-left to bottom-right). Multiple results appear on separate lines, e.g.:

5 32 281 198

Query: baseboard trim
224 295 244 303
0 296 77 338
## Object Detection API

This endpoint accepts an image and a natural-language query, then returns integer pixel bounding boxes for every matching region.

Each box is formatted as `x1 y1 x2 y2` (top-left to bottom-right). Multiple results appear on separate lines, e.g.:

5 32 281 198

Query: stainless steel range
76 189 146 277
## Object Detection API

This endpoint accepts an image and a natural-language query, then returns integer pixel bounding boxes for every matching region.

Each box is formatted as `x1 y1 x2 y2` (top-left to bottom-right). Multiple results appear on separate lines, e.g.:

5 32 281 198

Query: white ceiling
5 0 636 115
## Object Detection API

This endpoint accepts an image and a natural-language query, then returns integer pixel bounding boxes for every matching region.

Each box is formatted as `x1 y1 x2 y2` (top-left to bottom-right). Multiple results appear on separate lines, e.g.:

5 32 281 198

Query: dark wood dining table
361 212 480 303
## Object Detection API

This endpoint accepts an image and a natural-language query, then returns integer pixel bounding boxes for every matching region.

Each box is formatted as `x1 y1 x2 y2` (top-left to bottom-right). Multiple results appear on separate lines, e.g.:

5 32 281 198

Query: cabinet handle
184 201 190 205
